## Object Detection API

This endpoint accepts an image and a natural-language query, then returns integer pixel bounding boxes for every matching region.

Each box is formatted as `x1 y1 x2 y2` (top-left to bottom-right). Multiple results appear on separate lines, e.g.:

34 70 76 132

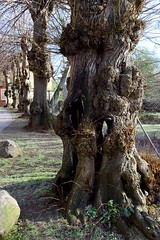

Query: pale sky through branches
137 0 160 57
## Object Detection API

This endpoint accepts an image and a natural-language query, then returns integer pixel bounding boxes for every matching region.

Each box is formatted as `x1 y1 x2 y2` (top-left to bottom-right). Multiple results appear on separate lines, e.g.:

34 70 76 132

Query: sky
138 35 160 58
137 0 160 58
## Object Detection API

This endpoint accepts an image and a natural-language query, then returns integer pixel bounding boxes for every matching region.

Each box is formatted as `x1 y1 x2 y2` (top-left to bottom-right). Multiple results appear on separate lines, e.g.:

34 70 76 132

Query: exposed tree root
131 209 160 240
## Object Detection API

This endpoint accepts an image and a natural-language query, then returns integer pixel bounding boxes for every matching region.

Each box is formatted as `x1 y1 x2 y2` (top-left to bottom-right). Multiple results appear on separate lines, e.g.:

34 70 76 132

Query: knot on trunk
30 102 42 115
96 66 118 90
60 1 145 56
72 121 97 157
28 47 52 78
60 24 106 56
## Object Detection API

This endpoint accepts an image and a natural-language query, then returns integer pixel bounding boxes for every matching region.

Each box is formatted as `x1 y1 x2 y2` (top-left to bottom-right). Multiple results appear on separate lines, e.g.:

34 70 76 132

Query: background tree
19 35 31 115
27 0 55 128
0 1 32 110
0 0 69 127
11 55 19 109
3 66 11 107
49 63 70 114
53 1 160 239
133 48 160 99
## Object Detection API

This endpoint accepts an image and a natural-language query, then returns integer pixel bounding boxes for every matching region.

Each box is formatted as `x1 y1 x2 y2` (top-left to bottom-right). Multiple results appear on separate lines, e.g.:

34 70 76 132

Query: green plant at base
85 200 135 230
85 205 97 219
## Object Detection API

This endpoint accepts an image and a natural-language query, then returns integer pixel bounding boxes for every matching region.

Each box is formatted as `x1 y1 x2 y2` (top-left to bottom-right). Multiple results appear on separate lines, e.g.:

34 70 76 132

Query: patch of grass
3 112 160 240
139 112 160 117
0 124 64 239
4 217 124 240
42 215 125 239
3 220 39 240
136 124 160 138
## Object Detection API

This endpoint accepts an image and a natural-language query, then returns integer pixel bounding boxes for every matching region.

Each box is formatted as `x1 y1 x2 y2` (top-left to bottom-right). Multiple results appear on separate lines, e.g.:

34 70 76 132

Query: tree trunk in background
20 36 31 115
11 58 19 109
3 69 10 107
50 65 70 115
28 0 54 128
53 1 160 239
15 55 23 111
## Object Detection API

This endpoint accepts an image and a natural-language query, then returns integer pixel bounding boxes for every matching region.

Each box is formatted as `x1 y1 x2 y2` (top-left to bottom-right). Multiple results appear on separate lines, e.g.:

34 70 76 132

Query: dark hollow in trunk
53 1 160 239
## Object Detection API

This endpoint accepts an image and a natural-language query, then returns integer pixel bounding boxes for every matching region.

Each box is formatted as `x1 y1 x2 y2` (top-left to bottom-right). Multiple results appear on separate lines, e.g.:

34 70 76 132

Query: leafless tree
52 1 160 239
0 0 69 127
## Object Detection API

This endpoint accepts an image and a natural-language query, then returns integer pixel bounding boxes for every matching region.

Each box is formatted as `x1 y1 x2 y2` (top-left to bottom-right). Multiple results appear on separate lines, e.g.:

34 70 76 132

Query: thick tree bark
53 1 160 239
28 0 54 128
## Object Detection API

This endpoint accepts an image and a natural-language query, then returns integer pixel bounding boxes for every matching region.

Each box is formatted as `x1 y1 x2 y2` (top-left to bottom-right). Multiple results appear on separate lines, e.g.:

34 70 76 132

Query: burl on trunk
53 1 160 239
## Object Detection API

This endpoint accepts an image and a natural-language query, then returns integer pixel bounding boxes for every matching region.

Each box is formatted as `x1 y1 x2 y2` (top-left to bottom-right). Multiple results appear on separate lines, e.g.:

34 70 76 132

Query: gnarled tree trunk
53 1 160 239
28 0 54 128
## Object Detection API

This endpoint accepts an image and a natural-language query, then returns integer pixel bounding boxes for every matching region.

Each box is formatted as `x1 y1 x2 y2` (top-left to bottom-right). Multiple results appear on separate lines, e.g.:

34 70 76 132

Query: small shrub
142 99 160 112
85 200 134 230
139 148 160 185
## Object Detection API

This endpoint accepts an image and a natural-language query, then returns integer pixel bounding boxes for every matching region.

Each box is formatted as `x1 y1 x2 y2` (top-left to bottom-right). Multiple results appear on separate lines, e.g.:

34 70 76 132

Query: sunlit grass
136 124 160 137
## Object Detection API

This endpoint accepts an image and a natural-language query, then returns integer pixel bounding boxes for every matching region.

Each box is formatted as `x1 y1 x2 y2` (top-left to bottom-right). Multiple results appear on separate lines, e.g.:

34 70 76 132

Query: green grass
3 217 124 240
0 125 125 240
139 112 160 118
136 124 160 137
4 111 158 240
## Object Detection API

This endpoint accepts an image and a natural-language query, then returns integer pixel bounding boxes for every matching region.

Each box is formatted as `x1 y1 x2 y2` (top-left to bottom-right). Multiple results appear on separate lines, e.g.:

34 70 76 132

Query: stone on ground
0 140 22 158
0 190 20 238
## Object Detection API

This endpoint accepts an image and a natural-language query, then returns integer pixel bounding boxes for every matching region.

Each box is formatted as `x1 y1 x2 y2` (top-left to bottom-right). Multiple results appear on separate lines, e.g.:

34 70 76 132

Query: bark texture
3 68 11 107
28 0 54 128
53 1 160 239
13 55 22 110
20 36 31 115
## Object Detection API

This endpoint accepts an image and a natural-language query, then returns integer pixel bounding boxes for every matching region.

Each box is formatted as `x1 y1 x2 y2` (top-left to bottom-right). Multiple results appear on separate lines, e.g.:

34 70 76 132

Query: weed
3 221 39 240
86 200 134 227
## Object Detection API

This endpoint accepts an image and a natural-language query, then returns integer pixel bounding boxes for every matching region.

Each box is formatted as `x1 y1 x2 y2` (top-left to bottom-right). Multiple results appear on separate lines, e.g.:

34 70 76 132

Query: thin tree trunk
20 36 31 115
11 58 19 109
15 56 23 111
3 69 10 107
53 1 160 239
50 65 70 114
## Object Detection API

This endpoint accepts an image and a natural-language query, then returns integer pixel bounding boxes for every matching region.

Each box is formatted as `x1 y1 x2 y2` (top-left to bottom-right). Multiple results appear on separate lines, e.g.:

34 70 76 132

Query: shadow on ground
3 178 59 222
